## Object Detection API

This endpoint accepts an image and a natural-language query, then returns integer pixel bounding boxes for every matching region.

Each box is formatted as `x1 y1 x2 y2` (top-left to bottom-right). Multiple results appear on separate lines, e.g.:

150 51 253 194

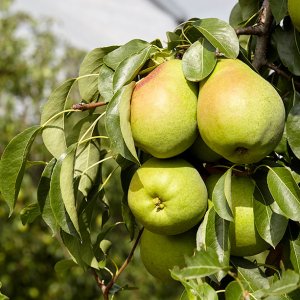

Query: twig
93 227 144 300
72 101 107 111
252 0 273 70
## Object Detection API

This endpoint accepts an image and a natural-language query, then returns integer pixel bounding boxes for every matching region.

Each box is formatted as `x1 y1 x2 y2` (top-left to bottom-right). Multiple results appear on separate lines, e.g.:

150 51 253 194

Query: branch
93 227 144 300
72 101 107 111
252 0 273 70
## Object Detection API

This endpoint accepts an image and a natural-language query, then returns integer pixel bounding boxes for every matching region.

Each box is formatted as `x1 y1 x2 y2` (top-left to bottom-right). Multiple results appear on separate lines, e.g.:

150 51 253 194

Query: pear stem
72 101 107 111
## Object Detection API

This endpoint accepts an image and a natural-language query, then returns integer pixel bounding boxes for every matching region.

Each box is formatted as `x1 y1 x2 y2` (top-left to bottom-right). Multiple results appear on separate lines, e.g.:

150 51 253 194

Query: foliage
1 0 300 299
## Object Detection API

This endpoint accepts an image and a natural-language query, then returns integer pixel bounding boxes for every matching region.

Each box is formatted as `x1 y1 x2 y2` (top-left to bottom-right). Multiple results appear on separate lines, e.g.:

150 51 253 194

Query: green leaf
98 64 114 103
60 144 80 235
54 259 77 278
192 18 239 58
103 39 149 70
239 0 260 21
105 82 139 163
269 0 288 24
272 27 300 76
41 78 76 158
0 125 41 214
182 38 217 82
166 31 182 50
113 46 154 92
37 158 59 236
267 167 300 222
261 269 300 296
212 168 233 221
225 280 243 300
20 202 40 225
0 283 9 300
197 207 230 281
288 224 300 273
171 247 230 280
50 152 78 236
253 179 288 248
78 46 117 102
286 103 300 159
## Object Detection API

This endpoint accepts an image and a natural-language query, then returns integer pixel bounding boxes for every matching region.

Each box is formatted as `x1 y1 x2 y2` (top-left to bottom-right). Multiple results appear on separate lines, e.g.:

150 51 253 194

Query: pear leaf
41 78 76 159
37 158 59 236
269 0 288 24
78 46 117 102
113 46 155 92
182 38 217 82
288 224 300 273
0 125 41 214
103 39 149 70
98 64 114 103
212 168 233 221
225 281 244 300
286 103 300 159
171 247 230 280
267 167 300 222
253 180 288 248
105 82 139 164
192 18 239 58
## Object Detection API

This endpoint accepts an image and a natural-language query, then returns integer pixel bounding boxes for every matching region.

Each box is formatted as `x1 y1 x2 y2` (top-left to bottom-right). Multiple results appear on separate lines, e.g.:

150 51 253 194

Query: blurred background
0 0 235 299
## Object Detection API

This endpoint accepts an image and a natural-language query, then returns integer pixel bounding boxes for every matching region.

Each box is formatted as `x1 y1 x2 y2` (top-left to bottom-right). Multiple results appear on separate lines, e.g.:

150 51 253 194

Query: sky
13 0 237 51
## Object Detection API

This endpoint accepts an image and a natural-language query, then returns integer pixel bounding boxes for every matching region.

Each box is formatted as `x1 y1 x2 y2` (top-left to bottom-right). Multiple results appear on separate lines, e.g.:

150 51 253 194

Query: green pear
130 59 198 159
288 0 300 31
205 173 269 257
198 59 285 164
140 228 196 283
128 157 208 235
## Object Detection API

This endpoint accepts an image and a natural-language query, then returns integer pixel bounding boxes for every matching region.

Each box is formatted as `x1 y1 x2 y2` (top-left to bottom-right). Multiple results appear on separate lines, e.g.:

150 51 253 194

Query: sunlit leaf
103 39 149 70
225 280 243 300
105 82 139 163
60 144 80 235
212 168 233 221
171 247 230 280
41 78 76 158
0 125 41 214
98 64 114 103
182 38 217 81
192 18 239 58
253 179 288 248
37 158 59 236
267 167 300 222
78 46 117 101
286 103 300 159
113 46 154 92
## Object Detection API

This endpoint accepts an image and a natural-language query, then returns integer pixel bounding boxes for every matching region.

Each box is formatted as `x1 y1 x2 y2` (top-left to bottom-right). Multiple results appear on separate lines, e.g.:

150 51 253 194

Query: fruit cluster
127 58 285 282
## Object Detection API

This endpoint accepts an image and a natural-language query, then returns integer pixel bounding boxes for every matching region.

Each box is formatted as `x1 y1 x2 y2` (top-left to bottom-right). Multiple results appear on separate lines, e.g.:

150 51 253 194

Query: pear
130 59 198 159
198 59 285 164
288 0 300 31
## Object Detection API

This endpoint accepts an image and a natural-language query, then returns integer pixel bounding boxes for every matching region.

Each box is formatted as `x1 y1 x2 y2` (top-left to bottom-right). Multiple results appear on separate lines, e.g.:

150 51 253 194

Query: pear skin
130 59 198 159
288 0 300 31
198 59 285 164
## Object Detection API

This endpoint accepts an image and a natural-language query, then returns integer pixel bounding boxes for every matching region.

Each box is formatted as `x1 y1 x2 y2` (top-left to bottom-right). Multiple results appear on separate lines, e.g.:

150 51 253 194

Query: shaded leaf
269 0 288 24
288 224 300 273
54 259 77 278
272 27 300 76
0 125 41 214
239 0 260 21
182 38 217 82
78 46 117 101
20 202 40 225
41 78 76 158
286 103 300 159
37 158 59 235
105 82 139 163
212 168 233 221
192 18 239 58
103 39 149 70
267 167 300 222
113 46 154 92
